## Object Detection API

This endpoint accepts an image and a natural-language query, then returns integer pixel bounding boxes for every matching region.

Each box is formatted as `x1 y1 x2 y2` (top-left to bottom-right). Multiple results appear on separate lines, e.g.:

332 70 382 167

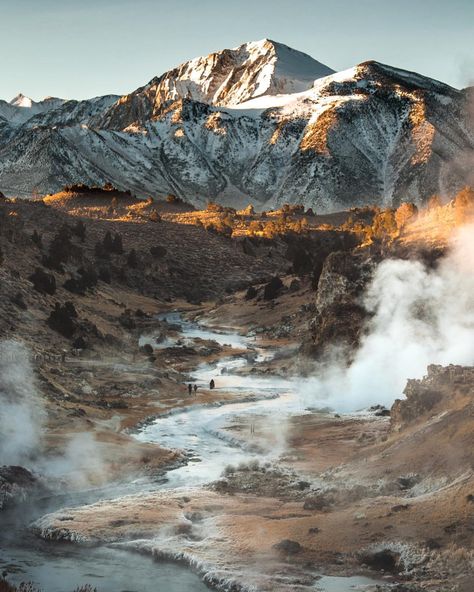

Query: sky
0 0 473 102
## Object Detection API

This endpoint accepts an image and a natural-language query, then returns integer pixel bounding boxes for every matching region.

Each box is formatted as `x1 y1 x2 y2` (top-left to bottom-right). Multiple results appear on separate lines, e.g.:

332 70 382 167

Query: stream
0 312 383 592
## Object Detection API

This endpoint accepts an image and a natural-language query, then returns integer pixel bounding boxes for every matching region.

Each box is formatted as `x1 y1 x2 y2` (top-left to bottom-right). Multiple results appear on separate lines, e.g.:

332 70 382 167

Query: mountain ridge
0 40 473 210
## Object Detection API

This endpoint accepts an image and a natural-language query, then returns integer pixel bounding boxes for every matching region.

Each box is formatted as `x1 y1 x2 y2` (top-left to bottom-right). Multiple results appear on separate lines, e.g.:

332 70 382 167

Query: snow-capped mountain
100 39 334 130
0 94 66 127
1 40 473 209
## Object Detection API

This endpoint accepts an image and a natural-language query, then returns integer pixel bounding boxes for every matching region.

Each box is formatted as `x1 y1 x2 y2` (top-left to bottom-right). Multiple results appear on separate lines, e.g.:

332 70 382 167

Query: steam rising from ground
307 224 474 411
0 340 106 486
0 340 45 466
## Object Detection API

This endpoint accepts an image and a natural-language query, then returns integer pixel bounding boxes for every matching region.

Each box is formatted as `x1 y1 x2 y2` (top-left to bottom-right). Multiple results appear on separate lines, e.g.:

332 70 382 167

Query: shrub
47 301 78 338
149 209 161 222
72 220 86 242
12 292 27 310
150 245 167 258
248 220 263 234
95 232 123 258
240 204 254 216
395 202 418 230
204 220 233 237
94 240 109 259
29 268 56 295
282 203 304 215
127 249 138 268
99 267 111 283
103 231 114 252
43 225 81 270
112 233 123 254
0 579 42 592
119 309 136 329
31 229 42 248
206 201 224 213
72 336 87 350
454 186 474 224
64 266 98 294
166 194 182 204
370 210 398 241
263 276 283 300
289 246 313 276
245 286 257 300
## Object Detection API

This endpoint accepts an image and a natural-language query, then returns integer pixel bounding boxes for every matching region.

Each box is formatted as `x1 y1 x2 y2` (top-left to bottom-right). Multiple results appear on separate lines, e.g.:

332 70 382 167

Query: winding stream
1 312 382 592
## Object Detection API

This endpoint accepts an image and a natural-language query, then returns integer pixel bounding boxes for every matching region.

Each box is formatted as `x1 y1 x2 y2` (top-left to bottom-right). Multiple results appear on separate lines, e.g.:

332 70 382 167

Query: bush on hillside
29 268 56 295
245 285 258 300
47 301 78 338
166 194 183 204
150 245 167 258
263 276 283 300
395 202 418 230
43 225 82 271
454 186 474 224
72 219 87 242
31 229 43 248
64 266 98 294
127 249 138 268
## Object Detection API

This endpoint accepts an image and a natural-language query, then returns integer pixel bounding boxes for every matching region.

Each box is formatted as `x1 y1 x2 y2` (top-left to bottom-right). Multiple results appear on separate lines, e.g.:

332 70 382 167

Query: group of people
187 379 215 396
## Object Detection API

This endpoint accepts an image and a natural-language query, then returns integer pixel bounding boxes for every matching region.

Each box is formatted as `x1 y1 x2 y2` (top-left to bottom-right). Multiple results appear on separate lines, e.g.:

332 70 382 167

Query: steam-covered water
136 312 315 487
1 312 382 592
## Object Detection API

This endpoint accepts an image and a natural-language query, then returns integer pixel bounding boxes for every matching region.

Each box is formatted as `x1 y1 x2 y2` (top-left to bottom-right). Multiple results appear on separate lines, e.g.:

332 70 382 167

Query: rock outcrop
0 465 42 510
306 250 375 357
391 364 474 431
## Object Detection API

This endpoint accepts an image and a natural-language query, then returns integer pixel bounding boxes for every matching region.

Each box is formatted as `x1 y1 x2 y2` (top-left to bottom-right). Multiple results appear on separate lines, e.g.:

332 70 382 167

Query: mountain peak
172 39 334 105
9 93 35 108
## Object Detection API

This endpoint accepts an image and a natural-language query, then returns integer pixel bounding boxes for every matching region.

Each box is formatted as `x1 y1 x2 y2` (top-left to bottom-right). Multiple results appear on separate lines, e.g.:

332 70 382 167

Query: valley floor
1 193 473 592
16 301 474 592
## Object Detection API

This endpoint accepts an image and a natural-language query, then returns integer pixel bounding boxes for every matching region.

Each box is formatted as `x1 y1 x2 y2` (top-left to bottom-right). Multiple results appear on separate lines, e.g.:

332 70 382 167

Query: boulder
273 539 302 554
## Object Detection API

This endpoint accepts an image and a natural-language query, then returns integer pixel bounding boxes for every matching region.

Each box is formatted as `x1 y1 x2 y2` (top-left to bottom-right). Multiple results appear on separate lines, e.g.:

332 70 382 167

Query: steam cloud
0 340 45 466
0 340 106 487
307 223 474 411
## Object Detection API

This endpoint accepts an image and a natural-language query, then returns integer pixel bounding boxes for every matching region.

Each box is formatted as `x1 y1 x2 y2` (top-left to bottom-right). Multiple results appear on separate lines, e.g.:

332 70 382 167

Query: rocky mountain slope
1 40 473 209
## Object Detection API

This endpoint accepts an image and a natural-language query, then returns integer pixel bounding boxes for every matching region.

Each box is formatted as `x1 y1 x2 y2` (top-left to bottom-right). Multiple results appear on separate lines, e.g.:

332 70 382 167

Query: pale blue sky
0 0 472 102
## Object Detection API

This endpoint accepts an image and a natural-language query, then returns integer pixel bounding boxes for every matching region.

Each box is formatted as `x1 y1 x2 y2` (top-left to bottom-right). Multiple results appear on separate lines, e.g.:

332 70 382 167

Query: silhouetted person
209 379 215 390
193 384 198 395
188 383 192 396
